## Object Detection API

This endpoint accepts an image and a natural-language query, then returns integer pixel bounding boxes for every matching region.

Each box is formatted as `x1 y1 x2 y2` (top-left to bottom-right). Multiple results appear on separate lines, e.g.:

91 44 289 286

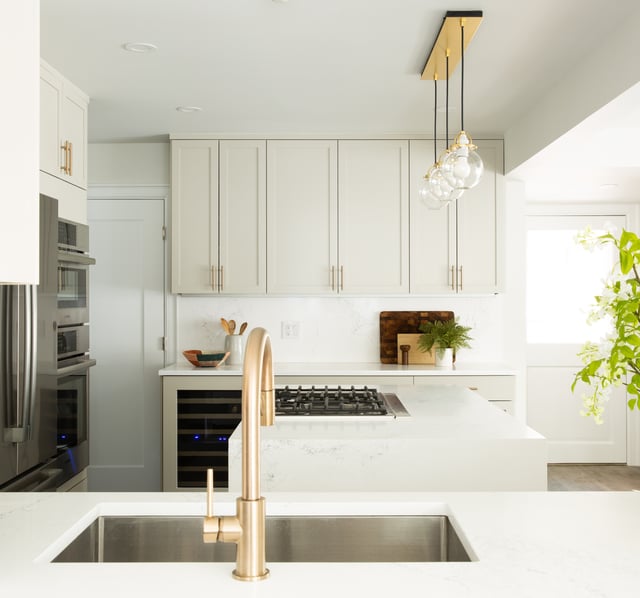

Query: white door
88 198 165 490
526 213 627 463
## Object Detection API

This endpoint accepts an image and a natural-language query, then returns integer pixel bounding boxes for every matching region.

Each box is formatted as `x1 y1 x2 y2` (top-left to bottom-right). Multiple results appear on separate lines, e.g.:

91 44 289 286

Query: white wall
89 142 169 185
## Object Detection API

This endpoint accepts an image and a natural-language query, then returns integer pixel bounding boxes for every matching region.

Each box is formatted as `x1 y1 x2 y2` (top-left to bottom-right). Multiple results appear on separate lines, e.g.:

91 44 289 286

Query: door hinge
161 336 167 351
162 225 167 240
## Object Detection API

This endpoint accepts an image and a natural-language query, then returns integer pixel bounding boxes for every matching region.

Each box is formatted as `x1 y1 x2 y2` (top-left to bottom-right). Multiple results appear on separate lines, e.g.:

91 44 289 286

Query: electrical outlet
281 320 300 339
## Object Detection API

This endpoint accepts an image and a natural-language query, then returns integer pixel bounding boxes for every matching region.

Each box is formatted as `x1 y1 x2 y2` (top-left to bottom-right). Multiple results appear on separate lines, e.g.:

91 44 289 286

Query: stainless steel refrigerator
0 195 59 490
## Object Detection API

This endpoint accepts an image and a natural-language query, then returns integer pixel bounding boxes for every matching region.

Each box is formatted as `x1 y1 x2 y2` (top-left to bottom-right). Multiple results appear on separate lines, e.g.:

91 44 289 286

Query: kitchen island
228 384 547 492
160 363 543 492
1 490 638 597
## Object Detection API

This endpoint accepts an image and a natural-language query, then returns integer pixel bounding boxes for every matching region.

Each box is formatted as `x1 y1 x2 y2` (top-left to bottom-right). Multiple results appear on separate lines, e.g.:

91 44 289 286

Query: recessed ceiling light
122 42 158 53
176 106 202 113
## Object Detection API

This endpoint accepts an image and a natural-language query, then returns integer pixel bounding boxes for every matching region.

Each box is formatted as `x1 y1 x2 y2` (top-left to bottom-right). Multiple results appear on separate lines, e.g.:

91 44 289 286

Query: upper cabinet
171 139 266 294
40 60 89 223
338 140 409 294
266 139 408 295
409 139 503 294
170 136 500 296
267 140 338 294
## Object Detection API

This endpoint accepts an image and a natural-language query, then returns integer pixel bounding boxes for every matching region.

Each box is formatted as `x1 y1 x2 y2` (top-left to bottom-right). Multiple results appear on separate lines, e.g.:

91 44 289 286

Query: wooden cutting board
397 333 435 364
379 311 453 364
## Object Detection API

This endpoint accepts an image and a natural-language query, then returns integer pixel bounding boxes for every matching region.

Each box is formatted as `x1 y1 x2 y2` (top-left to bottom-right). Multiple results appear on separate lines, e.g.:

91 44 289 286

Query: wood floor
548 464 640 491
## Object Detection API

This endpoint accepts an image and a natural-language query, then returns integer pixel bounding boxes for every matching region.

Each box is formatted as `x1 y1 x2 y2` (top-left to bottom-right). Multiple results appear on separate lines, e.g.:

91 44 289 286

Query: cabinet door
171 140 219 293
338 140 409 294
267 140 338 294
40 66 62 178
455 139 502 293
409 140 457 293
60 83 88 190
219 140 266 294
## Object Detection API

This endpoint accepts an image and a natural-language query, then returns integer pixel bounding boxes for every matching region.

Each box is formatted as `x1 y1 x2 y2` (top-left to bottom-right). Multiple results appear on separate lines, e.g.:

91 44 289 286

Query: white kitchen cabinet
267 139 408 295
171 139 266 294
413 374 514 413
0 0 39 284
410 139 503 294
338 140 409 294
40 60 89 222
267 140 338 294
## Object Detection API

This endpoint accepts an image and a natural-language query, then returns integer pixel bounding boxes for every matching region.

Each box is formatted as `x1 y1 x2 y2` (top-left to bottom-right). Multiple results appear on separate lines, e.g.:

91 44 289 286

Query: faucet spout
241 326 274 501
203 327 275 581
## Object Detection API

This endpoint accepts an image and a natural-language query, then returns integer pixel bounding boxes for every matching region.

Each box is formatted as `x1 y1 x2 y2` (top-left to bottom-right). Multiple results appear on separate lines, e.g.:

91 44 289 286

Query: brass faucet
203 327 275 581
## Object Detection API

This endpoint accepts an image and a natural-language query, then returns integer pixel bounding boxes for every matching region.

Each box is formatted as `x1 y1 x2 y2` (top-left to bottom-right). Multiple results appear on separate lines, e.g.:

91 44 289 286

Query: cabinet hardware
219 265 224 291
450 266 455 290
340 266 344 291
211 266 217 291
458 266 463 291
67 141 73 176
331 266 335 291
60 141 69 174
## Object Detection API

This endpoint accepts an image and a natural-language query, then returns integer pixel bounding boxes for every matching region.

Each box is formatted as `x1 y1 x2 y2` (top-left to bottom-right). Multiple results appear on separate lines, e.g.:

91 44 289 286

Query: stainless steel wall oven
0 198 96 491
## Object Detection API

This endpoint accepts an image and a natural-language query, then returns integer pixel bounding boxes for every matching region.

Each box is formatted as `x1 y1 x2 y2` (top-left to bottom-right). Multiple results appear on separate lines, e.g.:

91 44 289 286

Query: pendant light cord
433 77 438 163
445 51 449 148
460 19 465 131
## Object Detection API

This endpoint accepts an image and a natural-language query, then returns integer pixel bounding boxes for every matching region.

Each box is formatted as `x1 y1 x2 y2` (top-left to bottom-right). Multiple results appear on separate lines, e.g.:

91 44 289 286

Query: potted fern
417 318 473 368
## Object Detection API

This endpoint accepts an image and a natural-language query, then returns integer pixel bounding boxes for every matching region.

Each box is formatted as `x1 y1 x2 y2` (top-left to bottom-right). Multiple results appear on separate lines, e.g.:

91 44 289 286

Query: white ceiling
40 0 640 201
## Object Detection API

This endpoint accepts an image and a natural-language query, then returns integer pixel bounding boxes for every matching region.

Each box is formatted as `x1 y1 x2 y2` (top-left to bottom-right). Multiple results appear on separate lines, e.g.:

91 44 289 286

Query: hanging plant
572 227 640 424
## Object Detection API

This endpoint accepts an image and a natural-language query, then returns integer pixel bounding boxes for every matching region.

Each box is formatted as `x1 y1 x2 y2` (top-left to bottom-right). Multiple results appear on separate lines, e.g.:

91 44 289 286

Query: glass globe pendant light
435 48 463 203
442 17 483 190
419 76 461 210
419 77 446 209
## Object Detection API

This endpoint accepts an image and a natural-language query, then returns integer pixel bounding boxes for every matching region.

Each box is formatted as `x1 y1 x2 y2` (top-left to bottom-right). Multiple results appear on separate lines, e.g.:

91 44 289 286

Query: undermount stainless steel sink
52 515 472 563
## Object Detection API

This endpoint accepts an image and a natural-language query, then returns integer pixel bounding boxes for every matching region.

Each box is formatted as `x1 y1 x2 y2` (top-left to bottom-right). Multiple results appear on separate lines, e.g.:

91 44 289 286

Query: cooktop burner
274 385 408 417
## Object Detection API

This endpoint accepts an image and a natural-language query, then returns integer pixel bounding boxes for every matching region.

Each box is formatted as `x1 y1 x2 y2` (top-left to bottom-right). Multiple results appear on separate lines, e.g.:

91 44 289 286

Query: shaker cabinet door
171 140 219 294
266 140 338 294
338 140 409 294
219 140 266 294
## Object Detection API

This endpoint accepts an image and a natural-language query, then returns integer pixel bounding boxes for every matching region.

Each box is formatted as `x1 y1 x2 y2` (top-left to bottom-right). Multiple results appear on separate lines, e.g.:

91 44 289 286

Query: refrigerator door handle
22 285 37 440
3 286 36 444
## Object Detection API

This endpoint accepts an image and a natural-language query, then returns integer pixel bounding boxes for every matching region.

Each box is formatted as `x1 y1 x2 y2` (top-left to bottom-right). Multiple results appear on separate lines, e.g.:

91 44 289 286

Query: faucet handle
203 468 220 543
206 468 214 517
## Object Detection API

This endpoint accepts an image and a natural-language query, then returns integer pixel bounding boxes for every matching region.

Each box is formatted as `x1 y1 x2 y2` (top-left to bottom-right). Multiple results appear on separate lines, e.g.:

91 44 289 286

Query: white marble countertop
159 361 517 376
1 490 638 597
229 385 547 492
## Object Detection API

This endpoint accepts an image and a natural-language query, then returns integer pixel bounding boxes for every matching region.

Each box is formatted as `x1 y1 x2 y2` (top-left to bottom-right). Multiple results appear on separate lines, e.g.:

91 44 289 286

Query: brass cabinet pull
331 266 335 291
458 266 463 291
60 141 69 174
340 266 344 291
450 265 455 290
211 266 217 291
67 141 73 176
219 265 224 292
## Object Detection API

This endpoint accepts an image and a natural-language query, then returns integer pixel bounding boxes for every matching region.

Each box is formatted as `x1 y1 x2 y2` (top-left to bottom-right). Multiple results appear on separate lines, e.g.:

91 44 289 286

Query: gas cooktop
274 385 409 418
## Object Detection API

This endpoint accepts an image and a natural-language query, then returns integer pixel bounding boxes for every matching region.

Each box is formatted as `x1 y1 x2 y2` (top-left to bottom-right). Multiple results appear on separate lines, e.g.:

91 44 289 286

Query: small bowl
182 350 230 368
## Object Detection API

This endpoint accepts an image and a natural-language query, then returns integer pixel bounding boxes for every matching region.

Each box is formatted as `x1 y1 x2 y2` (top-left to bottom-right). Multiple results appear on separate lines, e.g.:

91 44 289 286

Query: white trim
88 184 169 201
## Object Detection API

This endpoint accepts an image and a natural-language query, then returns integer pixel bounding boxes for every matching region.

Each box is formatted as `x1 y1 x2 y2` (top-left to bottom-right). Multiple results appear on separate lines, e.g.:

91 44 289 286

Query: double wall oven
0 199 95 492
54 218 96 488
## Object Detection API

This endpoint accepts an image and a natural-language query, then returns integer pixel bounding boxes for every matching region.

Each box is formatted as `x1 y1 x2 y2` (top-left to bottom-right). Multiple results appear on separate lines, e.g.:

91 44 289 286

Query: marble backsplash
173 295 506 364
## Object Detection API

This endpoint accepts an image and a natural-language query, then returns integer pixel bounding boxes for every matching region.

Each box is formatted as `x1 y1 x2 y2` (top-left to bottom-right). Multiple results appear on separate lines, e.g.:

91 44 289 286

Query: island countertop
159 361 516 377
228 384 547 492
1 490 638 597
